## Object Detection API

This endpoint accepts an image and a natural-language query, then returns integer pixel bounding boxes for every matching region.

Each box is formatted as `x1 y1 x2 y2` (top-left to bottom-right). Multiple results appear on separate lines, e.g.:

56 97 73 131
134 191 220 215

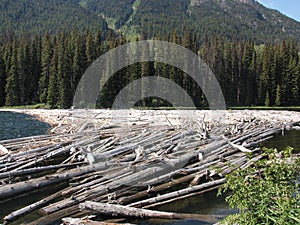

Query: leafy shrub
219 147 300 225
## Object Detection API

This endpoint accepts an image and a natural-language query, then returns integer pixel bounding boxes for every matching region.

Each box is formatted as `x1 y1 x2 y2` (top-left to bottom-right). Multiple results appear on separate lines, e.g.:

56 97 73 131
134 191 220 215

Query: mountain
78 0 300 42
0 0 109 35
0 0 299 43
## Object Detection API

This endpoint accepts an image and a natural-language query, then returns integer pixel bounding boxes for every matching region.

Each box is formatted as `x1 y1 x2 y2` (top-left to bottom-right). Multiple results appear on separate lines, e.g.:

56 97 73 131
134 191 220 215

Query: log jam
0 109 299 225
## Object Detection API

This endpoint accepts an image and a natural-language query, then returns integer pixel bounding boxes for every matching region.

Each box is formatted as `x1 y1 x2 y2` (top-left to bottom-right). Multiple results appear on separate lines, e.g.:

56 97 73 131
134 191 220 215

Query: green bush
219 147 300 225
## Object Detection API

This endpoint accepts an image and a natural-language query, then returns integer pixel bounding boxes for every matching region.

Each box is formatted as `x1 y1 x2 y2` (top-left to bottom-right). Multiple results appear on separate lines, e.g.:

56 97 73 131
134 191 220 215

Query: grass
228 106 300 111
0 104 51 110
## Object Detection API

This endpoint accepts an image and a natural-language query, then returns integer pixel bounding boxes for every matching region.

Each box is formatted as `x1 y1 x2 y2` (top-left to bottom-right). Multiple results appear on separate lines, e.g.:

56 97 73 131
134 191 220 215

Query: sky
257 0 300 22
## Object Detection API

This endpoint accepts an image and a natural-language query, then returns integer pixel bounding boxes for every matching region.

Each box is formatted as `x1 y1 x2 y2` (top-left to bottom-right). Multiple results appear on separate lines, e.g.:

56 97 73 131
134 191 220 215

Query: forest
0 30 299 108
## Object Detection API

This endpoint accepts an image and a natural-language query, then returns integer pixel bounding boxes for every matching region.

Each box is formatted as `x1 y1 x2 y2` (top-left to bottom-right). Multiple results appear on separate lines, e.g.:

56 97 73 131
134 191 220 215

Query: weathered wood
0 144 9 155
4 190 63 223
128 178 226 208
0 162 128 199
80 201 223 223
62 218 134 225
0 162 86 179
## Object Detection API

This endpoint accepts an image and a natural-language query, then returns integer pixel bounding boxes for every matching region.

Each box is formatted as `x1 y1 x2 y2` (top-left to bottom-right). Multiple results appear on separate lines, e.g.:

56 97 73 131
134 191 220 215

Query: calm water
0 111 51 141
0 111 299 225
264 130 300 152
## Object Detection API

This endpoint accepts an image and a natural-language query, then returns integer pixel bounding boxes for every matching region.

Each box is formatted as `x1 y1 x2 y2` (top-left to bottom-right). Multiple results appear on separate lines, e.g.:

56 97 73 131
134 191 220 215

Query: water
264 130 300 152
0 111 299 225
137 191 235 225
0 111 51 140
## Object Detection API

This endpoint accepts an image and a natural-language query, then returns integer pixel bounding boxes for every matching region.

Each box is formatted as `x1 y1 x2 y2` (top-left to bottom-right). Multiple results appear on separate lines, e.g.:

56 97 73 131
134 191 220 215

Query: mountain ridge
0 0 299 43
78 0 300 42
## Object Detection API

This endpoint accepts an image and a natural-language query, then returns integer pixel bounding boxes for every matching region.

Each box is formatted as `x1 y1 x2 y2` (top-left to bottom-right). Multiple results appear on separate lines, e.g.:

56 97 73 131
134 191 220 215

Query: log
128 178 226 208
80 201 223 223
0 162 86 179
0 162 129 200
4 190 63 223
119 172 198 204
0 144 9 154
143 185 223 209
62 218 134 225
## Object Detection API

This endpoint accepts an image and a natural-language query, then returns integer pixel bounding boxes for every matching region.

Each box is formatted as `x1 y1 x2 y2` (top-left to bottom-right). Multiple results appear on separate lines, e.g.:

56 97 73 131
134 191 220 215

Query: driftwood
63 218 134 225
0 109 298 224
80 201 223 223
128 178 226 208
0 162 129 199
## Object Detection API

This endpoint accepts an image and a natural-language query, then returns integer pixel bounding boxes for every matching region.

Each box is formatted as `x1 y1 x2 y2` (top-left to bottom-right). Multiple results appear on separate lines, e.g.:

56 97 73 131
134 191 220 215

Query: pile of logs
0 110 299 225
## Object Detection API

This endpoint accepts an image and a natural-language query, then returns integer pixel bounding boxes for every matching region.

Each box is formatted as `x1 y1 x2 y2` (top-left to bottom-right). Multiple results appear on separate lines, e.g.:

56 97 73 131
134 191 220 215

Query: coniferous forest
0 30 299 108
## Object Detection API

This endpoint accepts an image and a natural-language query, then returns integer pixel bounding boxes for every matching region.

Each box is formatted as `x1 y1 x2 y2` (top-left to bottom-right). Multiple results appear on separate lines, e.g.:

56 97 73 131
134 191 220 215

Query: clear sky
257 0 300 22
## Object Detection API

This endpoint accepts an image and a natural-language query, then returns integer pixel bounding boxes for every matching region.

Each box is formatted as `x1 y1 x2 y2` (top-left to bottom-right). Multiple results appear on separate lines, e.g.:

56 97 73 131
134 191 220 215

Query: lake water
0 111 51 141
0 111 299 225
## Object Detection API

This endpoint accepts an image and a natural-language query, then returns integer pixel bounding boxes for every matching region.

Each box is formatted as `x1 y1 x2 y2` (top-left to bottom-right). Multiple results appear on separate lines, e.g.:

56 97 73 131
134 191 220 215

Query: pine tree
259 44 276 106
94 30 103 58
17 42 32 105
5 43 21 106
140 32 154 107
85 30 95 67
0 49 6 106
241 41 256 106
39 32 52 103
29 36 42 103
265 91 270 107
72 32 85 95
57 32 72 108
47 50 59 108
275 84 281 106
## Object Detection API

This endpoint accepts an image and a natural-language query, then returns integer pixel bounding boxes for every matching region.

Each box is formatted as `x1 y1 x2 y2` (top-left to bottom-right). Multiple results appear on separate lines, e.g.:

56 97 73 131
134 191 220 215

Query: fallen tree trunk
80 201 223 223
0 162 128 200
62 217 134 225
128 178 226 208
0 162 86 179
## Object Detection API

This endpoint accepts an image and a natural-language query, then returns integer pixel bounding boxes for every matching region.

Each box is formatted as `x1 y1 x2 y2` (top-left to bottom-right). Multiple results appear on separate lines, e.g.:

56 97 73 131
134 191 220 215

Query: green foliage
219 147 300 225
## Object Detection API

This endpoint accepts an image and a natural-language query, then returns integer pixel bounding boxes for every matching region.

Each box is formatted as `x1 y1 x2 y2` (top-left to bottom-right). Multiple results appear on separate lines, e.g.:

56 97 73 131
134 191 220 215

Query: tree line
0 30 299 108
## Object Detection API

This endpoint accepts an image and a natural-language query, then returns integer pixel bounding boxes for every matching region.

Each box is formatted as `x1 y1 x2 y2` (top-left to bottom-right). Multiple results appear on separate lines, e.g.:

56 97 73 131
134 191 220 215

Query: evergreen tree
29 35 42 103
39 32 52 103
5 43 20 106
72 32 85 95
47 50 59 108
275 84 281 106
17 42 33 104
140 33 154 107
265 91 270 107
0 49 6 106
259 44 276 105
85 30 95 67
57 32 72 108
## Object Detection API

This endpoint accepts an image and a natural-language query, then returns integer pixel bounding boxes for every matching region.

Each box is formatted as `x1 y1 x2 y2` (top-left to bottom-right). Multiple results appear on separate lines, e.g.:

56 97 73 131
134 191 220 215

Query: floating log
62 217 134 225
79 201 223 223
128 178 226 208
0 161 129 199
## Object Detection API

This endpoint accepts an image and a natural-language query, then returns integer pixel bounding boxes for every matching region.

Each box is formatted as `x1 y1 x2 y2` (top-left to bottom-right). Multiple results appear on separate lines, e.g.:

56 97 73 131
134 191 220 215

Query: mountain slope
0 0 299 43
0 0 109 34
79 0 300 42
79 0 135 29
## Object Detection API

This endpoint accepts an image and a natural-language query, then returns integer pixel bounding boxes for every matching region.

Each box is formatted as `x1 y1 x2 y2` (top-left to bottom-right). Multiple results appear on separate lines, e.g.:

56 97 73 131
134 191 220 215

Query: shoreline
0 109 299 129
